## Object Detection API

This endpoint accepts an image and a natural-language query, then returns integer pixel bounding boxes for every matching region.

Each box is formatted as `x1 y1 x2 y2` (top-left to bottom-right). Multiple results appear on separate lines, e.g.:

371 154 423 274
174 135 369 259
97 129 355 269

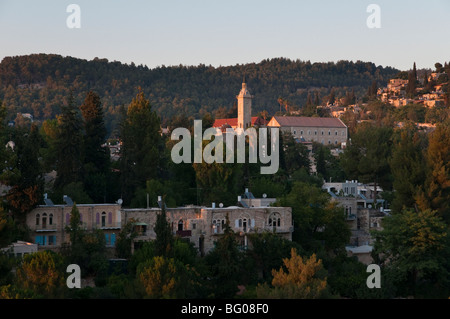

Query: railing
35 224 57 231
176 230 192 238
98 222 122 229
346 214 357 221
261 226 293 233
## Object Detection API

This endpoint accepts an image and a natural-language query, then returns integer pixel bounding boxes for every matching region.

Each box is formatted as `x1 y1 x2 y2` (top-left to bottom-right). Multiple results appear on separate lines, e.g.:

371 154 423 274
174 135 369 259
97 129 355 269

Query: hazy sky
1 0 449 71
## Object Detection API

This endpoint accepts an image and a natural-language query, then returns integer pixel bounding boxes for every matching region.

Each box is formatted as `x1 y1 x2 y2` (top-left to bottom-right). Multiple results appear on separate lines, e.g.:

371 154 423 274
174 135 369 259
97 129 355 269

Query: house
122 191 292 256
267 116 348 146
322 180 387 264
26 191 293 256
26 196 122 250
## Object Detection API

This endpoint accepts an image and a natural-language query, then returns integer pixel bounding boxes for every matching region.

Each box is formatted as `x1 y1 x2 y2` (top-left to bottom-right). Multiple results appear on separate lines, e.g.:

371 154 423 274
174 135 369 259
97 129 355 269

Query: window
328 131 331 135
108 212 112 225
48 235 56 246
178 219 184 231
101 212 106 227
42 213 47 228
36 214 40 226
308 130 311 135
321 131 324 135
314 131 317 135
300 130 303 135
268 213 281 228
293 130 296 135
335 131 338 136
49 213 53 225
96 212 100 225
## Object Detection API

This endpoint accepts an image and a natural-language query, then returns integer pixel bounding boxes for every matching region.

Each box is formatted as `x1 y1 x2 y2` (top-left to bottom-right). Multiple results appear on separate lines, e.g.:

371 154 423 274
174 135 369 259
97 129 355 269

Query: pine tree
80 91 110 202
389 125 426 213
54 92 84 189
120 89 161 204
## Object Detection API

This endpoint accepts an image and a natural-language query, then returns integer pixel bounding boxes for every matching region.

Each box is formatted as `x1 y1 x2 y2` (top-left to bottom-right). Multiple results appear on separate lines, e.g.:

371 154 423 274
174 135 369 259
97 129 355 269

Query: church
213 82 267 130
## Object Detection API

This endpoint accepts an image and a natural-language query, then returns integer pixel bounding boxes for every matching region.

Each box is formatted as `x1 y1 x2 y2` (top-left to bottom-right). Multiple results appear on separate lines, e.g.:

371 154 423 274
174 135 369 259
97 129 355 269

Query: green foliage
119 89 162 205
256 248 330 299
204 217 244 298
15 250 66 298
278 181 350 254
372 209 450 297
0 54 399 130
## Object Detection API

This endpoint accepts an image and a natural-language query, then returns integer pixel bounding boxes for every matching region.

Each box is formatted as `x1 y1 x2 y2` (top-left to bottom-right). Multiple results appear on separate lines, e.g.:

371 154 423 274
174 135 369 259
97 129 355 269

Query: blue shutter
110 233 116 246
105 234 109 245
35 236 42 245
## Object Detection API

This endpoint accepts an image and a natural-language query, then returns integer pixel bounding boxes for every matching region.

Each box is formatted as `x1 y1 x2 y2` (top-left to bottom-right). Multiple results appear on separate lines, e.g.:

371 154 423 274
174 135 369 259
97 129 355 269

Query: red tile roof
213 116 261 128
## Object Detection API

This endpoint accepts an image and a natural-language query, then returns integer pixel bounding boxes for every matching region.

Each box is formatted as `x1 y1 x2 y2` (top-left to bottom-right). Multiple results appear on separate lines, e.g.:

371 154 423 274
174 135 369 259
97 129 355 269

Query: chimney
212 202 216 208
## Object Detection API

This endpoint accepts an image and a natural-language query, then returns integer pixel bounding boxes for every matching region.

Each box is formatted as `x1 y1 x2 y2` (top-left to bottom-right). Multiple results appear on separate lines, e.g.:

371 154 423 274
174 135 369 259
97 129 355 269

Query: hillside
0 54 399 136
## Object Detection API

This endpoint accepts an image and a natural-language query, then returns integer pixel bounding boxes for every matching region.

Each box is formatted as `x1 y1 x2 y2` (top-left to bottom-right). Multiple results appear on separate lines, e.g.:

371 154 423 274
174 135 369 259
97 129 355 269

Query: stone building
26 192 293 256
26 197 122 251
267 116 348 146
122 202 292 256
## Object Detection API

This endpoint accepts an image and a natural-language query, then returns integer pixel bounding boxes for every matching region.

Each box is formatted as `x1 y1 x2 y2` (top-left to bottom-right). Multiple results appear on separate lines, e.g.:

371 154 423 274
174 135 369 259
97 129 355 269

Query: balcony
262 226 293 234
176 230 192 238
346 214 357 221
35 224 57 232
98 222 122 230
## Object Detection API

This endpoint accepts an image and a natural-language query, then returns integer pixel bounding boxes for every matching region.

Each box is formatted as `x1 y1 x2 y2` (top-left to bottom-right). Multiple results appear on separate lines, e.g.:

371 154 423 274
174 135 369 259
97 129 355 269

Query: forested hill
0 53 399 135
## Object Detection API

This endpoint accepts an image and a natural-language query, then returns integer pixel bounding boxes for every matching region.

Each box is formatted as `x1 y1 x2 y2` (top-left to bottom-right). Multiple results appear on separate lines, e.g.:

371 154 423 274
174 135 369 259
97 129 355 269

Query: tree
137 255 197 299
278 181 350 254
406 62 418 98
54 92 84 189
256 248 329 299
204 216 243 298
416 123 450 223
154 204 174 257
372 209 450 297
4 124 44 224
15 251 66 298
341 122 393 203
247 232 303 282
120 89 161 205
389 125 426 213
80 91 110 203
280 132 310 175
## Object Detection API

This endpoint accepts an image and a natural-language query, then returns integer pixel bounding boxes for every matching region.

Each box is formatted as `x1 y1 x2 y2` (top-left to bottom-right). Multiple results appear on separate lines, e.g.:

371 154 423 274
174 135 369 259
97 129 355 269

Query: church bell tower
237 81 253 129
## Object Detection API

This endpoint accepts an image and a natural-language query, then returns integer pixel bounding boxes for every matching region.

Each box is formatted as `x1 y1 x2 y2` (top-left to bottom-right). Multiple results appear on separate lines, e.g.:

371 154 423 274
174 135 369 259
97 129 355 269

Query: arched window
268 213 281 228
49 213 53 225
36 213 40 225
178 219 183 231
101 212 106 227
108 212 112 225
42 213 47 228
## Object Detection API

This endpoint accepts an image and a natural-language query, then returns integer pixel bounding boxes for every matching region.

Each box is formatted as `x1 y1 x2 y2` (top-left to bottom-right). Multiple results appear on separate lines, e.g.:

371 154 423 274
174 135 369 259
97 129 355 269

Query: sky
0 0 449 71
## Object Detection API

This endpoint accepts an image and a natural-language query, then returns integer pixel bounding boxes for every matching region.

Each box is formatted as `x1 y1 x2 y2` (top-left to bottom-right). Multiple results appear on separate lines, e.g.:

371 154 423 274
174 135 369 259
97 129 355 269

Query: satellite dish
117 199 123 205
219 203 224 208
262 193 267 198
